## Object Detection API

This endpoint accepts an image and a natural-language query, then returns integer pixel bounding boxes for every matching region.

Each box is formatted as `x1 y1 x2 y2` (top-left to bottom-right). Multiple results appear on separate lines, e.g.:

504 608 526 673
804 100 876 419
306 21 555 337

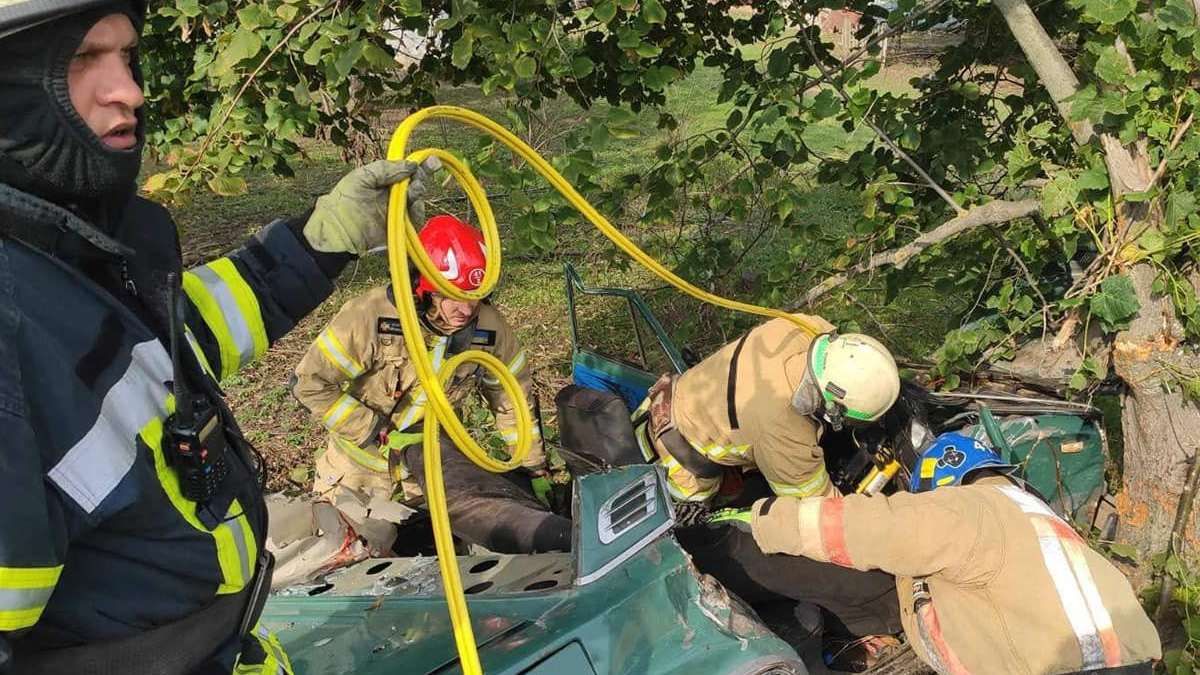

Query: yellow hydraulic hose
384 105 827 674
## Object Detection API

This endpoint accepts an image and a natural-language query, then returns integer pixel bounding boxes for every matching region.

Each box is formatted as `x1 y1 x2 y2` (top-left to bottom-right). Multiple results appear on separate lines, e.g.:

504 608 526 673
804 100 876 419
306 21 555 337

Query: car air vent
598 472 657 544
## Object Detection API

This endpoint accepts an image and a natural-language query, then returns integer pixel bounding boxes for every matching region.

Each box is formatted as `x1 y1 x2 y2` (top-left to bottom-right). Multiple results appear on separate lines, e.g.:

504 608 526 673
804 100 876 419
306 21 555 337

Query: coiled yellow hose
385 105 825 674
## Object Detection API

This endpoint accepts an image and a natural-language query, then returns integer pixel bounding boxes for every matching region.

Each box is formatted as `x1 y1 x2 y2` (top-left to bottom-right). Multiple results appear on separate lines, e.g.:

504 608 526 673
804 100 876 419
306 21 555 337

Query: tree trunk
1111 264 1200 578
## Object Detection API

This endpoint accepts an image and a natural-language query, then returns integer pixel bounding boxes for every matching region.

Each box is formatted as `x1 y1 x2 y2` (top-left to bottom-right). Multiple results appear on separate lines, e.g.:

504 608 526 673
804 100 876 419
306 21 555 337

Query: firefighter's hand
705 507 753 533
304 157 439 254
530 470 553 508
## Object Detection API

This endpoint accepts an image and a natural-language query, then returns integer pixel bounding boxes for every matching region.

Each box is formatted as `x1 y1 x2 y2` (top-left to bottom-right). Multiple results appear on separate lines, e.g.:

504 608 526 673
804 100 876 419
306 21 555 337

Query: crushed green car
261 463 808 674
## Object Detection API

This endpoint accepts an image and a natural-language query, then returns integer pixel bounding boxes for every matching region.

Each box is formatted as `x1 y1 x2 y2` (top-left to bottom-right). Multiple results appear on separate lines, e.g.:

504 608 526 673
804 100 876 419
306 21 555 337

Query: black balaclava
0 2 145 227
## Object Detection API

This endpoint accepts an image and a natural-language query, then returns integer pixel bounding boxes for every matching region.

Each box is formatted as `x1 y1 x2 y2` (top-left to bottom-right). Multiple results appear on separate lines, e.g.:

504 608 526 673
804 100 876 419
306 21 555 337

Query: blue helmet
910 432 1015 493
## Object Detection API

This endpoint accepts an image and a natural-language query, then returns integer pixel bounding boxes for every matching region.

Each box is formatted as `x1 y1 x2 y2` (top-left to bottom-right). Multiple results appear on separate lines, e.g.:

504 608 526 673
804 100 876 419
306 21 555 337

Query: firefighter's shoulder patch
471 328 497 346
377 317 404 336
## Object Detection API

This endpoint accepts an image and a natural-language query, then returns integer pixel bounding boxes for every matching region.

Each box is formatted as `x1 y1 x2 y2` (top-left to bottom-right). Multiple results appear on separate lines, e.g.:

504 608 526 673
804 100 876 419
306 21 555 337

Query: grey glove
303 157 440 255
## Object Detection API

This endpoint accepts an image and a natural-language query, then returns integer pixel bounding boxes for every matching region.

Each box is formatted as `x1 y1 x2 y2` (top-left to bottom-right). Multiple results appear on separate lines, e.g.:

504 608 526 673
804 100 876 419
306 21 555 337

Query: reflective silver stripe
322 394 359 431
49 341 171 513
191 266 255 368
317 330 362 378
184 326 215 378
508 349 528 375
0 586 54 613
224 516 253 584
999 485 1118 669
500 426 540 443
768 470 830 498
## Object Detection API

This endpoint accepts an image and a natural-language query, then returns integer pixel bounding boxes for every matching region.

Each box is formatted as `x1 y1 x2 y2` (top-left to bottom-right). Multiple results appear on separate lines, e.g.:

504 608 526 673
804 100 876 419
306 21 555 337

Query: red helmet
414 215 488 298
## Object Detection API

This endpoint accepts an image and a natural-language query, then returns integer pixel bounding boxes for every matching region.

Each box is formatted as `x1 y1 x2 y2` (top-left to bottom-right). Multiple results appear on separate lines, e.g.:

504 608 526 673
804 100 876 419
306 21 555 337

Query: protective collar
0 2 144 226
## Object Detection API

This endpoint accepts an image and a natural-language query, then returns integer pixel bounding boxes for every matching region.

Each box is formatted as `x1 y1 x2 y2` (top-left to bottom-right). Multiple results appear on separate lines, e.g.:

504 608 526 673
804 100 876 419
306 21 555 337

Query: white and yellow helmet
796 332 900 426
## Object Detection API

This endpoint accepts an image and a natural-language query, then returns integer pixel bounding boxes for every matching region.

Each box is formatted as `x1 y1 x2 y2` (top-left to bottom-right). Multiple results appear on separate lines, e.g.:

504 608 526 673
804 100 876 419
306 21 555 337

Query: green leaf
1167 191 1197 229
142 172 173 193
1090 274 1141 332
207 175 248 197
276 3 299 22
767 49 791 78
1079 0 1135 24
334 41 365 78
1158 0 1197 36
398 0 423 16
642 0 667 24
514 56 537 79
811 89 840 118
363 43 394 69
288 466 311 485
236 5 271 29
178 0 202 18
635 44 662 57
213 28 263 75
451 33 474 68
1094 46 1128 84
900 127 920 151
594 0 617 23
1106 542 1140 562
571 56 594 77
302 35 331 66
1042 174 1079 217
1077 167 1110 191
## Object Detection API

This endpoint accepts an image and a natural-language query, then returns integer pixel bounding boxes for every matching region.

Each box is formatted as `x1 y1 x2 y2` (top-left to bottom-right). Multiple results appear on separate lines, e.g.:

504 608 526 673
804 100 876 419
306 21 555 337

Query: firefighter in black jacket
0 1 431 672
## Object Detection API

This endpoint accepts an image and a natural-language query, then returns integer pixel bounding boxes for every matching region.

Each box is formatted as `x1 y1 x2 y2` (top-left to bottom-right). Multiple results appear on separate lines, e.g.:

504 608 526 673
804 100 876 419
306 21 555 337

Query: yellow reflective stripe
0 565 63 630
0 606 45 631
236 626 293 675
206 259 268 364
394 400 426 431
144 396 256 595
0 566 63 590
316 329 364 379
634 421 656 462
499 425 540 444
213 500 256 595
183 259 267 379
184 326 217 380
694 441 750 462
322 393 361 432
508 349 528 375
333 435 389 473
768 469 831 498
183 271 239 381
481 343 522 385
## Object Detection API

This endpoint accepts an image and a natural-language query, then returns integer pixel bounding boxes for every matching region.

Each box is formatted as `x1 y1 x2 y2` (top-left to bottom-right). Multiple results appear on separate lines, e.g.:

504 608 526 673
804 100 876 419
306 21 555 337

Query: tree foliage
140 0 1199 389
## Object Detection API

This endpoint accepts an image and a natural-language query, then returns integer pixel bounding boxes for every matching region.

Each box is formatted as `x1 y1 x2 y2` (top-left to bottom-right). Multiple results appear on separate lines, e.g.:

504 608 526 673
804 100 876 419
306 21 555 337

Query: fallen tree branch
797 199 1040 307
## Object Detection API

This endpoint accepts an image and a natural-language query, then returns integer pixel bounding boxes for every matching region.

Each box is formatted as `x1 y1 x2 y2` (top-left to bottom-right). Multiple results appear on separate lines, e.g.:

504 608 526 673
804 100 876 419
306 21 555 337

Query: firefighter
635 317 901 502
650 319 906 670
715 432 1162 674
293 214 571 554
0 2 433 672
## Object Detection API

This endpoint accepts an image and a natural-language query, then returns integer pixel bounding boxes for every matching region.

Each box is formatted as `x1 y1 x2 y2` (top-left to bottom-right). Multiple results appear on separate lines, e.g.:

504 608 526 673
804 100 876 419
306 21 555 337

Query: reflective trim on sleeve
0 565 63 631
141 398 257 595
235 625 294 675
316 328 364 380
332 435 389 473
49 340 171 513
697 442 750 462
184 325 217 380
184 259 268 379
214 500 257 596
767 468 831 498
999 486 1121 669
322 393 361 432
499 425 540 444
481 347 528 385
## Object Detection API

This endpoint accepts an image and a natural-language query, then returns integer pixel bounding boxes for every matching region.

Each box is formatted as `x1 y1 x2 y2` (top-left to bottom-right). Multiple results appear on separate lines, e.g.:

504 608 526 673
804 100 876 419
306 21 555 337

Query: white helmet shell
810 333 901 423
